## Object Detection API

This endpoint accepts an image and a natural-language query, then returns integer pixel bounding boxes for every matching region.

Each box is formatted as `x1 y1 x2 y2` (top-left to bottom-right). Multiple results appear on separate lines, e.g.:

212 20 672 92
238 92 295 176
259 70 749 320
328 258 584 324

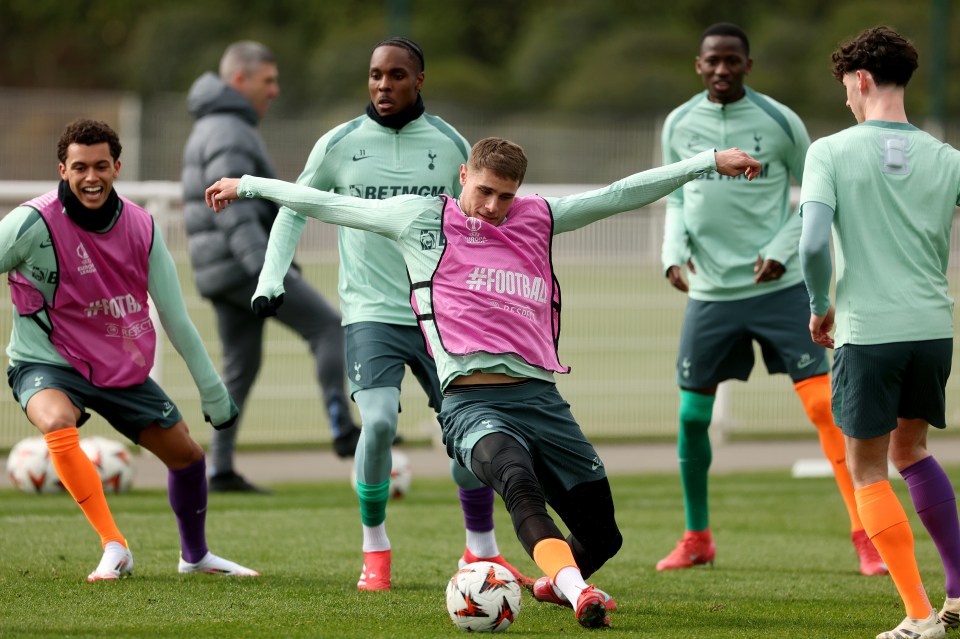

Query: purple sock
901 455 960 597
168 457 209 564
460 486 495 532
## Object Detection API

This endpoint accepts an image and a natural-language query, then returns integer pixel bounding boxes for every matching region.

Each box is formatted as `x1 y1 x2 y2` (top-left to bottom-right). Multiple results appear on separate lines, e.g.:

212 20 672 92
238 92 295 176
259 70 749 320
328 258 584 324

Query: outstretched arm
206 176 417 238
207 174 433 310
550 148 760 234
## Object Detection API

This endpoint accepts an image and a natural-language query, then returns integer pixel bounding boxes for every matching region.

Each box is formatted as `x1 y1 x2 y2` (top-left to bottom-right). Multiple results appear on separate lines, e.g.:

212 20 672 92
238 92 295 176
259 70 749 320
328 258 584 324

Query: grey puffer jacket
182 72 280 298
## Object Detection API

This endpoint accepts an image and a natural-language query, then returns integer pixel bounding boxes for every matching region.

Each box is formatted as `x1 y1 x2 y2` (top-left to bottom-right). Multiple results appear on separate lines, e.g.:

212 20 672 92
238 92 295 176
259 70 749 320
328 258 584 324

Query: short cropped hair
220 40 276 80
468 138 528 185
700 22 749 56
374 37 425 72
57 119 122 163
831 26 918 86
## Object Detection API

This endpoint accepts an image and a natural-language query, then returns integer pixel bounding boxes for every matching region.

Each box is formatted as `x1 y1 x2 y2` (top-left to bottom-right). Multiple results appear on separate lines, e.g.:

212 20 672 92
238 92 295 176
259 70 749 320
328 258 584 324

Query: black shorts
676 282 829 388
7 362 182 444
832 339 952 439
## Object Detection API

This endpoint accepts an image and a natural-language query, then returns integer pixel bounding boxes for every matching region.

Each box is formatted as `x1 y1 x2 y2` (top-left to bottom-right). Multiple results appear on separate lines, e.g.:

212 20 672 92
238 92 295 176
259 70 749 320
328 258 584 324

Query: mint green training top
244 149 717 390
661 88 810 301
0 203 233 418
283 113 468 326
800 121 960 348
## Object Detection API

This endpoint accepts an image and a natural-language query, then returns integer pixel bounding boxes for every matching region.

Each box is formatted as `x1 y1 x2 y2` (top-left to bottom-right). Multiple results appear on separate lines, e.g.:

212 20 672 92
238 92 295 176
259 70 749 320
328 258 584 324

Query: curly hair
831 26 918 86
57 119 122 163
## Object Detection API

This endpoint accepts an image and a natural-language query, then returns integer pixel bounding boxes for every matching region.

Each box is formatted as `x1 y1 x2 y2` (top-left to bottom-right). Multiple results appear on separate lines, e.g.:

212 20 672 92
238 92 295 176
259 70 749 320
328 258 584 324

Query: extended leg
794 374 885 576
139 422 258 577
469 433 611 628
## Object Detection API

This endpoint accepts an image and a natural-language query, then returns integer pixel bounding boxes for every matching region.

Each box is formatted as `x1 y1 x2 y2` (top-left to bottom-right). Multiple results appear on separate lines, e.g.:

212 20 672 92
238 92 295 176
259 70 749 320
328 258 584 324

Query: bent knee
804 397 834 428
599 529 623 561
25 390 82 433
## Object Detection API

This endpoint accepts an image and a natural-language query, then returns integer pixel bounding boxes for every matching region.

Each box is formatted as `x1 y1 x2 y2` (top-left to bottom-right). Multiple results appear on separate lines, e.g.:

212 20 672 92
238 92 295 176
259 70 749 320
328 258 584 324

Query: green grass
0 469 949 638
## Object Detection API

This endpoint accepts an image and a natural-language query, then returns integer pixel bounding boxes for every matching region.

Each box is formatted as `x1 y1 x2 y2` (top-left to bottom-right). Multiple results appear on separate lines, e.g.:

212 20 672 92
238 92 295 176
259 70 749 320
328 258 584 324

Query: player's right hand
809 307 835 349
666 261 695 292
252 294 284 318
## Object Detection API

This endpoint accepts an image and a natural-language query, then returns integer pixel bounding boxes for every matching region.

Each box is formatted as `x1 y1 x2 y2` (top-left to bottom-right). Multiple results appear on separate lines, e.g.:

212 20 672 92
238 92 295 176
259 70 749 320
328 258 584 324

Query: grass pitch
0 469 948 638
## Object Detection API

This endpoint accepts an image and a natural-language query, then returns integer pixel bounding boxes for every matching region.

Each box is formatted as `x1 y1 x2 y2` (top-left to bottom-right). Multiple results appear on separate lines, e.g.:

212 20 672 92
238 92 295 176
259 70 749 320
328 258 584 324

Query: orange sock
794 375 862 531
532 537 577 582
856 480 931 619
44 428 125 548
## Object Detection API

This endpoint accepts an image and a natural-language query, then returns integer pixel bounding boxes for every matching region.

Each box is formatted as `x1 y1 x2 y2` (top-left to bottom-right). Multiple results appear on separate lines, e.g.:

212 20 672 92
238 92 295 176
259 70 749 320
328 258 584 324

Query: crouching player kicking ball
2 119 258 581
207 137 759 627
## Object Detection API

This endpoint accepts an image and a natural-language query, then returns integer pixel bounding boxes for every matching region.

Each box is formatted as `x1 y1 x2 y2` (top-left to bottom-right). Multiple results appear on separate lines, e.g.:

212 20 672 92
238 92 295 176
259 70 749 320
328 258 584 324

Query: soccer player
2 119 258 581
281 37 531 591
183 41 361 493
657 22 885 575
206 138 760 628
799 26 960 639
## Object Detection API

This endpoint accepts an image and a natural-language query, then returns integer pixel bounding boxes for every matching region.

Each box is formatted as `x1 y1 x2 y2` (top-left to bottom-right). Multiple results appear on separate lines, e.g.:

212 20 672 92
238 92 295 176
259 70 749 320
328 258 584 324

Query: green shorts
438 379 606 500
7 362 183 445
345 321 442 411
677 282 829 388
832 339 952 439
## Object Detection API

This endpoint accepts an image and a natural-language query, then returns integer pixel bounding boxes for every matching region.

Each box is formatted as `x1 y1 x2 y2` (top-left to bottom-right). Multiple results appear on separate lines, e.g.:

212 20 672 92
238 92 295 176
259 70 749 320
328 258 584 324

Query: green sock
678 390 715 531
357 480 390 527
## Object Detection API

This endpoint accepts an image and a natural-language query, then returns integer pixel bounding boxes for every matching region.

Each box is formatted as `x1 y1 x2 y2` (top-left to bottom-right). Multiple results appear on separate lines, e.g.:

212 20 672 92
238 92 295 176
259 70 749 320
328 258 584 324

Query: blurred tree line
0 0 956 136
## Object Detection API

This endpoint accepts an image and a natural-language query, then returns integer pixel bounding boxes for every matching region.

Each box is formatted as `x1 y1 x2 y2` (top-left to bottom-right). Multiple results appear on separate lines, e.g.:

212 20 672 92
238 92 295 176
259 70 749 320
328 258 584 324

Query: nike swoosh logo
797 358 814 369
162 405 174 417
352 155 373 161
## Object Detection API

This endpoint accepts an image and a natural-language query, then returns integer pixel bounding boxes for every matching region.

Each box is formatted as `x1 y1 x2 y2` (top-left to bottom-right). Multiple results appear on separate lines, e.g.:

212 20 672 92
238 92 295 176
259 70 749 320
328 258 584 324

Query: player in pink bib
2 119 258 582
207 136 759 627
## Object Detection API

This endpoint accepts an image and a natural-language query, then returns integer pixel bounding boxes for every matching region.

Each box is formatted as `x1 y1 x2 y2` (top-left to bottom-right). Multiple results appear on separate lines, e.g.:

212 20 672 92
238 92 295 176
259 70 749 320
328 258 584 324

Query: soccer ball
388 449 412 499
80 436 135 494
5 436 64 494
350 448 412 499
446 561 522 633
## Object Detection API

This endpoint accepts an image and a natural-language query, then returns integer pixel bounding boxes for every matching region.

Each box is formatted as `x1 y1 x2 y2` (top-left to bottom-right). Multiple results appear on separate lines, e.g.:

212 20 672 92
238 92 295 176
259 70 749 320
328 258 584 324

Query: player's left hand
809 307 835 349
205 178 242 212
201 386 240 430
206 410 239 431
754 257 785 283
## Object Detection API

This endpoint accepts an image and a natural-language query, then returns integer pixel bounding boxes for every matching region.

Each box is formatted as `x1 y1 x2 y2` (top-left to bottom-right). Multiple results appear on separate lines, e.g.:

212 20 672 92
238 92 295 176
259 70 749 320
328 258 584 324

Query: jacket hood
187 71 259 125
